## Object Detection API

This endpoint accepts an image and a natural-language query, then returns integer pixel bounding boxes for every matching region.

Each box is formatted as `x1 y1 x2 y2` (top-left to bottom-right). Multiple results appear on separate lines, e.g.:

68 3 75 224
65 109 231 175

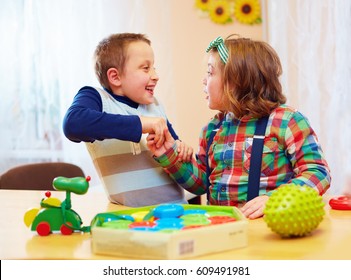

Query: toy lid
329 195 351 210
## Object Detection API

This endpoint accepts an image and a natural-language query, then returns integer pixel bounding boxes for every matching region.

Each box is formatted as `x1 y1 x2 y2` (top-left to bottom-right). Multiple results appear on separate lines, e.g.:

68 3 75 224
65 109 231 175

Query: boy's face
203 52 225 111
118 41 159 105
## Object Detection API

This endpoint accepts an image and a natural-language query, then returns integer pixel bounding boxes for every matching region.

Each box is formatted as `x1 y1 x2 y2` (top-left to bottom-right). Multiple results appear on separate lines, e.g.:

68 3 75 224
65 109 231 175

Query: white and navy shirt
63 86 186 206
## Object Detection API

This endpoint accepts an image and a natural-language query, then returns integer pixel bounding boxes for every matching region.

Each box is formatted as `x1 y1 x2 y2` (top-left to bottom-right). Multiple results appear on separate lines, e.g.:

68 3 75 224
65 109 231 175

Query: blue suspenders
246 116 269 200
206 116 269 203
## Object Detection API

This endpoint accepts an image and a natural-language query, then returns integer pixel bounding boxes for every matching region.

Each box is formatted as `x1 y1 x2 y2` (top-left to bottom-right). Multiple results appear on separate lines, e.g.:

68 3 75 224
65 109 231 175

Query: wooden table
1 189 351 260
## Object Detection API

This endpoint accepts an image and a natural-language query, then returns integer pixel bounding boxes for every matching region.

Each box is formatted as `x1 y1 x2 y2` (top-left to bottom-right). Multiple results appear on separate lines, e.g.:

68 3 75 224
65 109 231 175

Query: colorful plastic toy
153 204 184 219
92 204 238 233
329 195 351 210
24 176 91 236
264 184 325 238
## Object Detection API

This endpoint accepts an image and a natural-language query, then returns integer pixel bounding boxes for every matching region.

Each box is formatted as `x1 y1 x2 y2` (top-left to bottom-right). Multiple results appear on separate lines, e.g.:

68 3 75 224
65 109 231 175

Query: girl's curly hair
215 35 286 118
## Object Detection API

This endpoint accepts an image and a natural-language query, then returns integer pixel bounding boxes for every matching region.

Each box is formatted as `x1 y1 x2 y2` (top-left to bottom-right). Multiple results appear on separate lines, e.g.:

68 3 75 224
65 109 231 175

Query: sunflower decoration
195 0 211 11
208 0 232 24
194 0 262 25
233 0 262 24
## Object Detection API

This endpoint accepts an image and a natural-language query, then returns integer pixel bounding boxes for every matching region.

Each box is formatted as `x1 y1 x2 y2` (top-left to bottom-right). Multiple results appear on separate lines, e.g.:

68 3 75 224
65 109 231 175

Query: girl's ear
107 68 121 87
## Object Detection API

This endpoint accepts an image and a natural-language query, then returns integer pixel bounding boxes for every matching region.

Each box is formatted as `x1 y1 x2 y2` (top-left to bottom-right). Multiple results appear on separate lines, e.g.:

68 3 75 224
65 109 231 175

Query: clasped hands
140 116 193 162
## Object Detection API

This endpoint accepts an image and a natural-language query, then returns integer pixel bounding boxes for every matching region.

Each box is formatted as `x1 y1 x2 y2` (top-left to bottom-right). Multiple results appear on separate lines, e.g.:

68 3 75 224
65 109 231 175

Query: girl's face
118 41 159 105
203 52 225 111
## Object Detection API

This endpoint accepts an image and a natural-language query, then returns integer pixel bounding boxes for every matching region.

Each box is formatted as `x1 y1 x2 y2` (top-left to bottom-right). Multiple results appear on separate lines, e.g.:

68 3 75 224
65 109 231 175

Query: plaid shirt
155 105 331 206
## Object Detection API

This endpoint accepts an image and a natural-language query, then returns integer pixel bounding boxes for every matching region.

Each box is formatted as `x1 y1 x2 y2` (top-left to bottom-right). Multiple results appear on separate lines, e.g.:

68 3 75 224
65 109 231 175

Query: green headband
206 36 229 64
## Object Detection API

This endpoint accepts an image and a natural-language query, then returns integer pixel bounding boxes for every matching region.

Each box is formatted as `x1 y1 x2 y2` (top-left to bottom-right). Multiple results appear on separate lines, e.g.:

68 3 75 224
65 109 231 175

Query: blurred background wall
1 0 350 195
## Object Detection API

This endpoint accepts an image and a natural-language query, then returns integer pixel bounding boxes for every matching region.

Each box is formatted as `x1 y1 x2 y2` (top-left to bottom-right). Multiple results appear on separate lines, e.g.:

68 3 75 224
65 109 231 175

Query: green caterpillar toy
24 176 91 236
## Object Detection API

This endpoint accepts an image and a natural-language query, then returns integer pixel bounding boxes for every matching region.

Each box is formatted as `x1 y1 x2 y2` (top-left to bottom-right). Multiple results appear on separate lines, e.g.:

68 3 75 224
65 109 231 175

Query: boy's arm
63 86 141 143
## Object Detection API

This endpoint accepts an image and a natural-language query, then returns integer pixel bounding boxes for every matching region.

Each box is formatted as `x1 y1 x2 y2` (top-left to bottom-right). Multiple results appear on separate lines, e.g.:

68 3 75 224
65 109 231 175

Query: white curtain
2 0 349 195
266 0 351 195
0 0 173 187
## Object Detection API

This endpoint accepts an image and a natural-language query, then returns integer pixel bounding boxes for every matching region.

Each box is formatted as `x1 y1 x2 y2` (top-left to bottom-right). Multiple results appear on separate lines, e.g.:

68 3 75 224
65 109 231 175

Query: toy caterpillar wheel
36 221 75 236
36 222 51 236
60 222 74 235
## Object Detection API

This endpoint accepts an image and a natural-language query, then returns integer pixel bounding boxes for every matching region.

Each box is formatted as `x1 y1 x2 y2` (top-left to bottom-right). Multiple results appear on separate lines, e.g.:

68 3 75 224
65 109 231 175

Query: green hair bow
206 36 229 64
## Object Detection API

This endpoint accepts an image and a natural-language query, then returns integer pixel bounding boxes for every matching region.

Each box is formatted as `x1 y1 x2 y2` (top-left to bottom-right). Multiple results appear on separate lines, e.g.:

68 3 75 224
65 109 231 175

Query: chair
187 195 202 205
0 162 85 190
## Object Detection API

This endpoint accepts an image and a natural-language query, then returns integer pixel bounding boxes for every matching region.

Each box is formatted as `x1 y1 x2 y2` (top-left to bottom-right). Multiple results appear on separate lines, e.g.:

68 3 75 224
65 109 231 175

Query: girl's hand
175 140 193 162
240 195 269 219
140 116 167 148
146 128 175 157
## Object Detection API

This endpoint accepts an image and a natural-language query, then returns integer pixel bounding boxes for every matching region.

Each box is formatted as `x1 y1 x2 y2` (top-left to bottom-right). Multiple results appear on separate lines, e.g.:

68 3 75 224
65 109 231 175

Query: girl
147 35 331 219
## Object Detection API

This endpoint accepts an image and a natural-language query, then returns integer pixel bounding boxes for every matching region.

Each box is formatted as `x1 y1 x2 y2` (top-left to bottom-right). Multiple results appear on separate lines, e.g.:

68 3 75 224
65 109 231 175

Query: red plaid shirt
155 105 331 206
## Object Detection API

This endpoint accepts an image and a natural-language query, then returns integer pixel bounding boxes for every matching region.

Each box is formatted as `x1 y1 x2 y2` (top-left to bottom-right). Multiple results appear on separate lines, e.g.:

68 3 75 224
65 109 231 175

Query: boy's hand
240 195 269 219
147 128 175 157
175 140 193 162
140 116 167 148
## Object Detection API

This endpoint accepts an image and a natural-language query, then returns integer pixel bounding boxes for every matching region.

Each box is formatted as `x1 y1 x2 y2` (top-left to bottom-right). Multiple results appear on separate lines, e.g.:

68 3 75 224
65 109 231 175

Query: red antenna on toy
86 176 91 182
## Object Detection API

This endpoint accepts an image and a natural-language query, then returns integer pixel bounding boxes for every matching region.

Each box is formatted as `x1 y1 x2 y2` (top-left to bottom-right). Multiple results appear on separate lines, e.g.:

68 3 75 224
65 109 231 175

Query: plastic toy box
90 204 248 259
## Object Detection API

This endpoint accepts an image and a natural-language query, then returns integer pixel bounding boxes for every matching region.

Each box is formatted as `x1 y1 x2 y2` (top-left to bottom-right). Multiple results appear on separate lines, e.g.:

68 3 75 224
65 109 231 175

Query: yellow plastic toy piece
132 211 153 222
24 208 40 227
42 197 62 207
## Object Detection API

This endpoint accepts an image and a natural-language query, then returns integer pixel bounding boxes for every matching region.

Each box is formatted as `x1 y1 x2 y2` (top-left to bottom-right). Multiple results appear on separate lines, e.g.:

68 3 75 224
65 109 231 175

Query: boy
63 33 192 206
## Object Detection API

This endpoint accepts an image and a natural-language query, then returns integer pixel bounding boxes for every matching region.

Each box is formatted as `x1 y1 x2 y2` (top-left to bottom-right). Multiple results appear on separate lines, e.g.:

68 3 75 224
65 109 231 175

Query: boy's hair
94 33 151 90
216 35 286 118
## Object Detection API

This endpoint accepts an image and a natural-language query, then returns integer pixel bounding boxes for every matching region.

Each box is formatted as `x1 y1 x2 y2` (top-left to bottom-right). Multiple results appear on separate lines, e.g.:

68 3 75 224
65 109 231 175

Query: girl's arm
147 129 207 195
285 111 331 194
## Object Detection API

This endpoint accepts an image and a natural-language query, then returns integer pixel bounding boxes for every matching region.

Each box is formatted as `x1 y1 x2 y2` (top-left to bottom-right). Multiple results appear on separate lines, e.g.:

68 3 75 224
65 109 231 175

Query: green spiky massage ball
263 184 325 238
